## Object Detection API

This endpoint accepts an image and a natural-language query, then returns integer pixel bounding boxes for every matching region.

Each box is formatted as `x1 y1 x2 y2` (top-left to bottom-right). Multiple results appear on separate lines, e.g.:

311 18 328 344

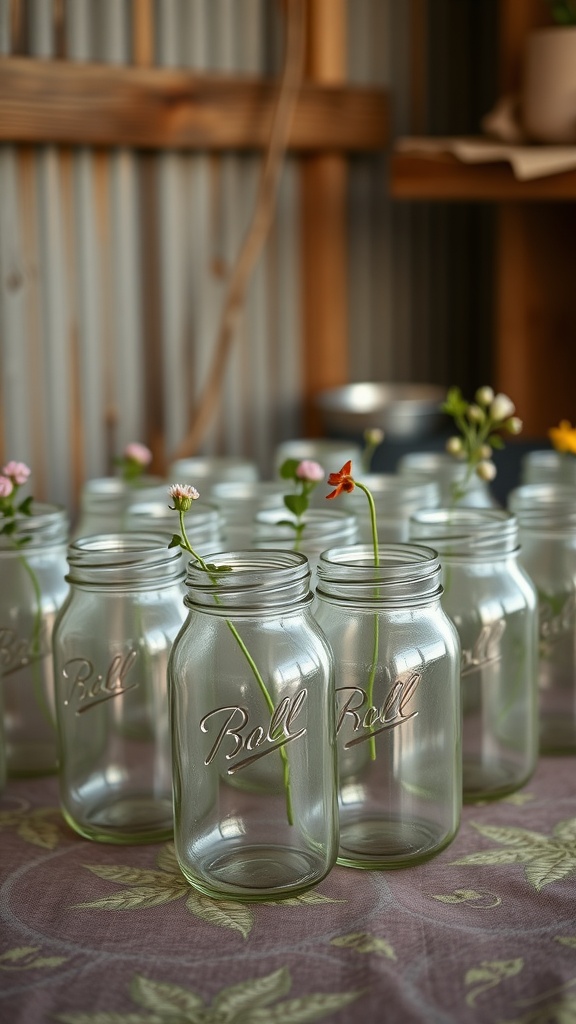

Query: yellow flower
549 420 576 454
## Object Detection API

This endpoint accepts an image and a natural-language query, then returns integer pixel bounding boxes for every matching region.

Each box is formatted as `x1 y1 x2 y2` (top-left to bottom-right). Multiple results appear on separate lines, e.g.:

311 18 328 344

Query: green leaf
1 521 16 535
441 386 467 418
185 890 253 938
72 886 184 911
17 496 33 515
83 864 180 888
205 563 233 573
279 458 300 480
273 519 298 531
556 936 576 949
130 974 205 1014
156 844 180 876
429 889 487 905
55 1014 159 1023
451 849 532 866
212 967 291 1016
470 822 549 849
524 854 576 891
248 990 362 1022
553 818 576 842
27 956 68 968
264 891 344 907
331 933 396 959
168 534 182 549
0 947 39 962
284 494 307 518
465 958 523 1008
17 818 61 849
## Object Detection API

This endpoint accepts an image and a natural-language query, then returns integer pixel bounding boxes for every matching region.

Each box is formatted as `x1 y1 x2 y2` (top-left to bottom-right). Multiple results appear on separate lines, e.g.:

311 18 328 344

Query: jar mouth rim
0 502 68 547
184 549 311 609
408 508 518 556
66 532 184 585
186 548 309 580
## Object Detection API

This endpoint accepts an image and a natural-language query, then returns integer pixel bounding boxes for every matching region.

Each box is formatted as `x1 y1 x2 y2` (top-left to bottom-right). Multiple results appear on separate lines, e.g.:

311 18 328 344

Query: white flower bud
506 416 523 435
476 460 497 482
467 404 484 424
490 393 515 422
475 386 494 406
480 444 492 459
445 436 463 455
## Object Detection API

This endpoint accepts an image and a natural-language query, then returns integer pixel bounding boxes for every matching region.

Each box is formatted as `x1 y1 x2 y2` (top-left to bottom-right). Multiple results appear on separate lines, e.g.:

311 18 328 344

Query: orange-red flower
326 460 355 500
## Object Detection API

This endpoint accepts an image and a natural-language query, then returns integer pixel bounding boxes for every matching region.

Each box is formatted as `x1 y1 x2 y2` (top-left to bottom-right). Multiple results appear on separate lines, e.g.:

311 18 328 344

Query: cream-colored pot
523 26 576 143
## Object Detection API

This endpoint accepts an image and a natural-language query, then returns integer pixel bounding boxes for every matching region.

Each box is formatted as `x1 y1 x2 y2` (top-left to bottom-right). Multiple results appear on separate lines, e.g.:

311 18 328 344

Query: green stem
178 511 294 825
353 478 380 760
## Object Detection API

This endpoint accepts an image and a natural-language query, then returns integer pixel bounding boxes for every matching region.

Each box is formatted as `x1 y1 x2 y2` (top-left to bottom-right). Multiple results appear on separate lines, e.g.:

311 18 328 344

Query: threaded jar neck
316 543 442 606
509 483 576 536
184 550 312 612
0 502 69 550
408 508 518 559
66 532 185 589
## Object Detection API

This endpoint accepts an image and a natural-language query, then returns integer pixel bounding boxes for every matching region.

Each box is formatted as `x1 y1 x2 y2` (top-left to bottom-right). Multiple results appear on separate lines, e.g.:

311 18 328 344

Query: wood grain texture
390 149 576 201
0 57 389 151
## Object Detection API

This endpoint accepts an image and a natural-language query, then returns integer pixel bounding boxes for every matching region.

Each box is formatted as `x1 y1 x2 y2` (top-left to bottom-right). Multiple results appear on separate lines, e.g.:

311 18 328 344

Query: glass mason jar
0 503 69 776
509 483 576 753
253 507 358 581
210 480 288 550
128 499 226 557
73 476 168 539
520 449 572 487
53 533 187 844
168 550 338 901
409 509 538 801
168 456 259 497
337 473 440 543
314 544 461 869
398 452 498 508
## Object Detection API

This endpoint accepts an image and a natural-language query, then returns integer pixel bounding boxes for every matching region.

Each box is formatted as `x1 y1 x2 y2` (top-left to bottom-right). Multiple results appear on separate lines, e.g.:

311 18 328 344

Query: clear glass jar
520 449 570 486
128 499 225 557
409 509 538 800
254 507 358 580
0 503 69 776
168 456 259 497
337 473 440 543
53 533 186 844
398 452 498 508
210 480 288 549
168 550 338 901
73 477 168 539
314 544 461 869
509 483 576 753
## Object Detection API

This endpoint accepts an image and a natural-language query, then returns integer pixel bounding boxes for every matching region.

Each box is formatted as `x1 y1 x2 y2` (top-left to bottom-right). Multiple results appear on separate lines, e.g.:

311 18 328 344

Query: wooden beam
301 0 349 434
0 57 389 152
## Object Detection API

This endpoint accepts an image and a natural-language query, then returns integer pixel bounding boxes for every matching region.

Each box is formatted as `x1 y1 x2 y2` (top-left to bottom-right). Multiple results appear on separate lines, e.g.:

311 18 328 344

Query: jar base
178 842 332 902
62 795 173 845
462 759 533 802
336 815 456 869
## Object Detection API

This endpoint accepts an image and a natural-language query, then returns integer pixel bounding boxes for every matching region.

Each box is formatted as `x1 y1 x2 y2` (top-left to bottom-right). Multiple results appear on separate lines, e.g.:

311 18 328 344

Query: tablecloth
2 757 576 1024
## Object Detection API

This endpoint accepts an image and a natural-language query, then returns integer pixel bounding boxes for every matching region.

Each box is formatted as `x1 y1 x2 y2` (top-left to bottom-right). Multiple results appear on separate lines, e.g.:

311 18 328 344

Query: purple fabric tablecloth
1 758 576 1023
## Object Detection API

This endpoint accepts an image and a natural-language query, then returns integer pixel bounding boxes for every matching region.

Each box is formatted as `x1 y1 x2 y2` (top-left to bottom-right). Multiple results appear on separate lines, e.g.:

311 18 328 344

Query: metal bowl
315 382 446 439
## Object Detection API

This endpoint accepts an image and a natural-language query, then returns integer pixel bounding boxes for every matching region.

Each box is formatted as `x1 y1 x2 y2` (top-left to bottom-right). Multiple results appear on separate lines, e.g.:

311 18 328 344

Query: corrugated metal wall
0 0 496 514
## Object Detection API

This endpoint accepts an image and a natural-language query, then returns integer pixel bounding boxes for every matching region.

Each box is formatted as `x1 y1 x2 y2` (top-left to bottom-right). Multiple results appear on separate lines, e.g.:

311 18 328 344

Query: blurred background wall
0 0 499 512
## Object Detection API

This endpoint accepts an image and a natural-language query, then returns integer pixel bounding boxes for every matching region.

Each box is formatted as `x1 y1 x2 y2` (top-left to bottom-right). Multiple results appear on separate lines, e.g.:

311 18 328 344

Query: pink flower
168 483 200 512
124 442 152 466
2 461 31 485
295 459 324 483
0 476 14 498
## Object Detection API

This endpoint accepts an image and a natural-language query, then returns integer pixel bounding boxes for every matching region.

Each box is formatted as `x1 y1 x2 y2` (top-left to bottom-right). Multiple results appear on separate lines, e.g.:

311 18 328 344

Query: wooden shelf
389 144 576 201
0 57 389 152
391 145 576 201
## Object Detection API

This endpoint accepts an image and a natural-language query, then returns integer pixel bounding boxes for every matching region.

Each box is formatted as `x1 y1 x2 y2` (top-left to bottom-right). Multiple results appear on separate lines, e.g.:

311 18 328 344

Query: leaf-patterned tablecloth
2 759 576 1024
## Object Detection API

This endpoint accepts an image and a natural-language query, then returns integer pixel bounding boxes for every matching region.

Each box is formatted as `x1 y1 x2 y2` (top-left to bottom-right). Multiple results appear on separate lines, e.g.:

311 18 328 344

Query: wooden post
495 0 576 436
300 0 349 434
